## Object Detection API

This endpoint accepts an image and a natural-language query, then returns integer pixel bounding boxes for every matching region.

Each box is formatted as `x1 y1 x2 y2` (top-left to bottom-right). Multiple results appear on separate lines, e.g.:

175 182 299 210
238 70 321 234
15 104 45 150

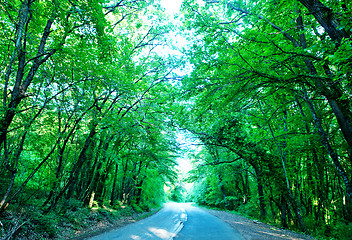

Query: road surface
87 202 244 240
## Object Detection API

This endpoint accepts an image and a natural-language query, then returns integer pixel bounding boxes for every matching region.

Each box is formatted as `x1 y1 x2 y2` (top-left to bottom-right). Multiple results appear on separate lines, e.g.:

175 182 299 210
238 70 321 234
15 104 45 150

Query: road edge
68 208 162 240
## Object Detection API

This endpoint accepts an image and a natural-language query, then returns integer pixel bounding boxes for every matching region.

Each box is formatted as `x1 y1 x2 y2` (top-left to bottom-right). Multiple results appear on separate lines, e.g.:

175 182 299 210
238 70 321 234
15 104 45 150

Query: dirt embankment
0 206 159 240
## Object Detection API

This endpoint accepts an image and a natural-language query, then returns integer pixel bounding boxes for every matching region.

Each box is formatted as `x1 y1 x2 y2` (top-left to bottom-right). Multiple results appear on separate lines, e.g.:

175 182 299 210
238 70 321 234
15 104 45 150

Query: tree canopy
0 0 352 239
174 0 352 238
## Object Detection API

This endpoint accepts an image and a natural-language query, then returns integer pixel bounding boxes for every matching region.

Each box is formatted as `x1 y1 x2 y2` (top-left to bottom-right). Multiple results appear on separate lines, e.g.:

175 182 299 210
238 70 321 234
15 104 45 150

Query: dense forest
0 0 352 239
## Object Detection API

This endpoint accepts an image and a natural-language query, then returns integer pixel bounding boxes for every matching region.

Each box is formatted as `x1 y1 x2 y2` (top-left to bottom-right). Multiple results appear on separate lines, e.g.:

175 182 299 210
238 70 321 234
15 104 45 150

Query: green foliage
131 204 144 214
329 222 352 240
168 184 186 202
177 0 352 239
236 200 261 219
0 0 180 238
28 211 59 238
65 198 85 212
1 0 352 239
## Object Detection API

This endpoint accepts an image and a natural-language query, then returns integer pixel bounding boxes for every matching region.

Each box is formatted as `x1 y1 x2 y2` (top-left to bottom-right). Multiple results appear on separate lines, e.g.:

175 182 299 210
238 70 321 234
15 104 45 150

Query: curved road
87 202 244 240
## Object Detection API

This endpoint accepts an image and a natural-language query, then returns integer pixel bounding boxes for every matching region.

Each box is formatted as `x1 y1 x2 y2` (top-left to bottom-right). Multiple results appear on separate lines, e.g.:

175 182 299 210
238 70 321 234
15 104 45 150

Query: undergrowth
196 202 352 240
0 201 157 240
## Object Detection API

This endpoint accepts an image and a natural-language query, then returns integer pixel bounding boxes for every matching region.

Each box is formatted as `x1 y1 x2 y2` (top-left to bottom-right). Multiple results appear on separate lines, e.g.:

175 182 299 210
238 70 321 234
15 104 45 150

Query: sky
160 0 183 15
157 0 195 78
159 0 194 173
158 0 185 58
158 0 200 194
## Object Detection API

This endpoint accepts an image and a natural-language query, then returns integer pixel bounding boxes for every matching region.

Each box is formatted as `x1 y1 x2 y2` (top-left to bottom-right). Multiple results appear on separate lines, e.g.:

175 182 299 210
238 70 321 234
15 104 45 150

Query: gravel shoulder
205 209 317 240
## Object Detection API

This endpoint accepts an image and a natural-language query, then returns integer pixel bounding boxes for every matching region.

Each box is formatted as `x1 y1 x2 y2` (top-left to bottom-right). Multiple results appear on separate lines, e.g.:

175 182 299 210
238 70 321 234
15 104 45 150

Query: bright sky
158 0 196 78
159 0 184 56
159 0 198 193
176 132 194 173
158 0 193 174
160 0 183 15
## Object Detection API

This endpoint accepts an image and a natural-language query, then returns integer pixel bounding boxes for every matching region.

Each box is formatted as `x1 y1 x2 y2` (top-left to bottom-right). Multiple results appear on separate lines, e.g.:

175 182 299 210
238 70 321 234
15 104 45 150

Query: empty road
87 202 244 240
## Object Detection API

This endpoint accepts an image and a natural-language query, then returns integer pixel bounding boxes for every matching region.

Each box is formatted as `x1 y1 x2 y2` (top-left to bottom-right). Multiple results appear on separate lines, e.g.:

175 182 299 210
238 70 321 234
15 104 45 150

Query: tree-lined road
87 203 244 240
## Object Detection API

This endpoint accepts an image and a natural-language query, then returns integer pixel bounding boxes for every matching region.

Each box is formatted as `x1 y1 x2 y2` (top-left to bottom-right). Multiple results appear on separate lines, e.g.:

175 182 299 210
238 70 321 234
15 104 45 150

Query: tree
177 0 352 235
0 0 180 217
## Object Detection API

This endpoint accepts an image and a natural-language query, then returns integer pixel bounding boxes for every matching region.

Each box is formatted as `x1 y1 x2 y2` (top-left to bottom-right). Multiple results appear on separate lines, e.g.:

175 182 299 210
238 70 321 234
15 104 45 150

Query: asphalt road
87 202 245 240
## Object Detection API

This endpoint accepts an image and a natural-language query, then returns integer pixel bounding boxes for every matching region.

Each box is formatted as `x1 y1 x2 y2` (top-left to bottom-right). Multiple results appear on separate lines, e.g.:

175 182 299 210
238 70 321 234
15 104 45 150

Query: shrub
119 205 135 216
132 204 143 213
330 222 352 240
97 208 111 218
66 198 84 211
236 200 260 219
29 211 58 238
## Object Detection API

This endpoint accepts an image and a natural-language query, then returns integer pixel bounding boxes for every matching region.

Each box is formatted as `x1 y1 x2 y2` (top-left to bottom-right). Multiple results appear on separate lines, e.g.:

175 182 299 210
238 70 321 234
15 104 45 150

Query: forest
0 0 351 239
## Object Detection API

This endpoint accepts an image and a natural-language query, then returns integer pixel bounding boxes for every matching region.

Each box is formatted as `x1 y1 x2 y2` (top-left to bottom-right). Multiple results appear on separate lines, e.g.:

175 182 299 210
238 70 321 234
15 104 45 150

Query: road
87 202 245 240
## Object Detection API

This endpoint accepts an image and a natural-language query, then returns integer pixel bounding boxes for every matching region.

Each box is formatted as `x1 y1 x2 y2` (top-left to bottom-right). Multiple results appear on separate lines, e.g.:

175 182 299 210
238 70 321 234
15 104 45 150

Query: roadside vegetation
1 199 160 239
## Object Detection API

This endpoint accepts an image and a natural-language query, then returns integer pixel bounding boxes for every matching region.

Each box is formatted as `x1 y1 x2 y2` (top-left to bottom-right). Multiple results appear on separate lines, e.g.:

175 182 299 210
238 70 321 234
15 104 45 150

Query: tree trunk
0 4 55 148
119 157 129 202
280 194 289 228
296 8 352 151
83 162 102 206
268 186 277 221
302 91 352 203
110 163 119 206
45 125 97 212
135 177 146 205
327 99 352 150
0 132 27 215
264 101 308 233
253 165 266 219
0 172 16 215
297 0 349 46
